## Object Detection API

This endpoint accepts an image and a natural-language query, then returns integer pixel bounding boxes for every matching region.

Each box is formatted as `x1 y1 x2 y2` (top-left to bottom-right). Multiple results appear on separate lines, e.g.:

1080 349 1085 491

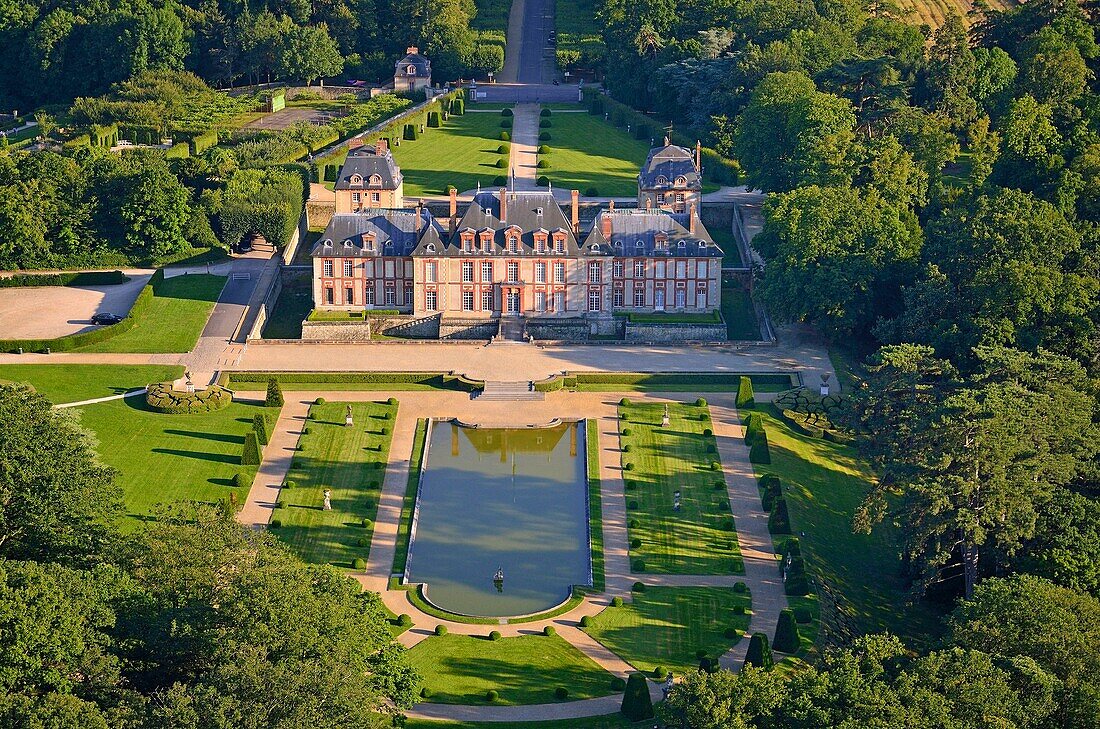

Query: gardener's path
233 389 789 721
508 104 541 190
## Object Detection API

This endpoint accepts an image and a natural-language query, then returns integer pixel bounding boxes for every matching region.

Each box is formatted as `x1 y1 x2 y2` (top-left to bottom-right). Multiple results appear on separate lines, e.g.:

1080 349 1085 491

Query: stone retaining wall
527 318 589 341
439 317 496 340
301 320 373 341
624 321 727 342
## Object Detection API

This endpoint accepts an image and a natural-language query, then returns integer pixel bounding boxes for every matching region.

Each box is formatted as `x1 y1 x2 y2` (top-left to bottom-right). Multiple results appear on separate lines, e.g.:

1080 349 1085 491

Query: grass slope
722 286 761 341
587 419 606 591
406 634 616 705
0 364 183 404
391 112 509 196
618 402 742 574
76 397 263 529
276 400 397 568
752 407 941 646
75 274 225 353
584 586 750 675
392 417 429 575
541 113 651 197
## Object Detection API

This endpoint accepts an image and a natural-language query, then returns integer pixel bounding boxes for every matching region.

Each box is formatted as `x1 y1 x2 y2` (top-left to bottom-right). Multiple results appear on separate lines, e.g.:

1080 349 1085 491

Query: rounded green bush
652 666 666 679
486 690 498 702
387 397 398 405
611 596 624 607
488 630 501 641
497 144 508 153
622 427 632 436
543 625 556 636
724 626 739 639
734 581 748 593
633 559 646 572
625 481 636 491
499 131 510 141
537 175 550 186
585 187 599 196
696 398 707 407
624 463 635 472
536 159 549 168
420 687 433 698
629 518 639 528
711 462 722 471
435 624 448 636
501 107 513 117
623 444 632 453
398 613 413 627
703 427 713 436
381 426 389 435
540 108 552 117
714 480 725 489
269 518 282 528
632 581 646 592
539 131 551 141
538 144 550 153
361 517 373 529
357 537 368 547
717 501 730 511
620 397 631 406
315 397 326 405
628 499 638 509
539 118 551 128
630 538 641 548
579 615 591 627
495 158 506 168
352 557 366 569
555 686 569 700
611 676 626 691
494 175 507 186
233 472 251 489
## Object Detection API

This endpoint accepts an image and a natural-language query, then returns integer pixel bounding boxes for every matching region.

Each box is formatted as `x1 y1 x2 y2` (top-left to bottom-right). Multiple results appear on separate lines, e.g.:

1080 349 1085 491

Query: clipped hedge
166 142 190 159
227 371 481 391
759 473 781 511
769 498 791 534
744 633 773 669
190 129 219 155
737 375 755 409
773 609 800 653
749 431 772 464
0 270 128 288
621 673 654 721
242 431 262 466
145 382 233 414
427 111 441 127
744 412 763 445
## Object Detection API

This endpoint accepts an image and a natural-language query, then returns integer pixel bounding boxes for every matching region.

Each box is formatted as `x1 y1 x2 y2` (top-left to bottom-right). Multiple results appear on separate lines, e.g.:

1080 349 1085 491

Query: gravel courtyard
0 271 153 339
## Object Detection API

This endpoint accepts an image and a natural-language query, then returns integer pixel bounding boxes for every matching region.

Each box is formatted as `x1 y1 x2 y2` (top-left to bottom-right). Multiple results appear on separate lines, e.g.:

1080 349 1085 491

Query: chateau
311 140 723 332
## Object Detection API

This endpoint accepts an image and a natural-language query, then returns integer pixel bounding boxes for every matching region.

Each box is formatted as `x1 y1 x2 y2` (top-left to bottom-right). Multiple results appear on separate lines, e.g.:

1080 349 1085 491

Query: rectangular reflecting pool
405 421 591 617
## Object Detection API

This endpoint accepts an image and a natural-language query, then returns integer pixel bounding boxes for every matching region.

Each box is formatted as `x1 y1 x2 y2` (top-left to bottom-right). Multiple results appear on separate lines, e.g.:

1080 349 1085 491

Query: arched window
678 239 687 249
369 174 382 187
635 240 644 254
655 175 667 185
675 176 686 186
349 174 363 185
407 64 417 75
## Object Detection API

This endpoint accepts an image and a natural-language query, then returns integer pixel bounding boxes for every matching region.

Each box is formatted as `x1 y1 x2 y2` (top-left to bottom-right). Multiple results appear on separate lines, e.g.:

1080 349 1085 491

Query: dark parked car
91 312 123 325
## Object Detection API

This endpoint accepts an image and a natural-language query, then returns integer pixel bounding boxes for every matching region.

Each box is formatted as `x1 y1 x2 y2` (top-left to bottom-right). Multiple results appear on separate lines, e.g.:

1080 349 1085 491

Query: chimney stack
376 138 388 155
601 212 612 241
449 187 458 234
688 203 696 235
645 198 652 211
415 201 423 233
348 138 364 150
407 46 418 54
571 190 579 234
695 141 701 171
498 187 507 222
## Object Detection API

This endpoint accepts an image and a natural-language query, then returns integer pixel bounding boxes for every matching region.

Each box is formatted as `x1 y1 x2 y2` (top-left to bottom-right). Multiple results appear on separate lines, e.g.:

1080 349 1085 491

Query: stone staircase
494 317 528 343
477 381 544 401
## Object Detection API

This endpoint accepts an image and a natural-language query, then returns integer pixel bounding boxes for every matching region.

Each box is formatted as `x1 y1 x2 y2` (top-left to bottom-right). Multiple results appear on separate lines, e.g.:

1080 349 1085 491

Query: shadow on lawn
151 447 240 465
164 429 243 444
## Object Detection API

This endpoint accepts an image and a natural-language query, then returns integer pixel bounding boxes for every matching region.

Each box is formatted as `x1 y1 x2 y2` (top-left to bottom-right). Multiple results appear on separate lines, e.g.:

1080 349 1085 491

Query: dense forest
0 0 501 110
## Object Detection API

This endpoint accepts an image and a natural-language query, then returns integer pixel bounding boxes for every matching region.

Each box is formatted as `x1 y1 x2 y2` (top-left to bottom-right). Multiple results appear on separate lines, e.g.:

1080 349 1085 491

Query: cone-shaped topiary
749 431 772 464
620 672 654 721
737 375 755 409
773 609 800 653
744 632 773 670
743 412 763 444
252 413 269 445
769 498 791 534
265 379 283 407
241 431 262 466
759 473 780 510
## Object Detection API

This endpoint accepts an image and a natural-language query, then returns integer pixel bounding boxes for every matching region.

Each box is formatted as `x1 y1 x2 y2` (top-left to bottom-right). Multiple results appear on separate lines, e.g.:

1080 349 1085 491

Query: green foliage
768 498 791 534
427 111 441 127
539 132 551 141
620 672 654 721
435 624 448 636
488 630 501 640
145 382 233 414
611 596 624 607
499 131 510 141
773 609 800 653
749 432 772 464
216 168 304 249
759 474 781 511
543 625 556 636
265 380 284 407
0 271 128 288
744 633 773 670
737 376 755 409
241 431 262 466
252 413 269 445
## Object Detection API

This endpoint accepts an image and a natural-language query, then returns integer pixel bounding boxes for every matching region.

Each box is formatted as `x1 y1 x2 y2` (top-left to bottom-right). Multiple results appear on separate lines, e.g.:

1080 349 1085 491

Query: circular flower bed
145 382 232 414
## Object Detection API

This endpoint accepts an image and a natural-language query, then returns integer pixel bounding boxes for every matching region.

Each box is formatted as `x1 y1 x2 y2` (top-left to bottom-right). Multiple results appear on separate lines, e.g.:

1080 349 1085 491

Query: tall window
323 260 333 277
365 286 375 306
385 286 396 305
634 286 645 307
535 291 546 312
481 261 493 281
482 289 494 311
588 289 601 312
535 262 547 283
634 260 645 278
588 262 601 284
352 192 361 203
325 288 333 305
462 261 474 283
404 288 412 306
613 289 623 307
462 290 474 311
507 261 519 281
425 261 437 283
676 288 686 308
345 287 353 304
554 262 565 283
343 260 354 277
613 260 623 278
508 236 519 253
555 291 565 312
425 290 437 310
554 238 564 253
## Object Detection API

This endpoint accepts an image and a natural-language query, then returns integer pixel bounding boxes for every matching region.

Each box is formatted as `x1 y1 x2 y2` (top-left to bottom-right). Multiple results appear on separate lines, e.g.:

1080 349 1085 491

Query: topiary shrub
621 672 654 721
266 379 284 407
420 687 433 698
696 397 707 407
628 519 639 528
352 557 366 569
398 613 413 627
387 396 398 406
724 626 739 639
494 175 507 186
543 625 556 636
403 124 418 140
743 412 763 444
620 397 631 406
357 537 368 547
435 625 447 636
744 633 773 670
427 111 441 127
749 432 772 464
361 517 373 528
497 144 508 153
499 131 510 141
773 609 800 653
622 427 631 436
611 596 624 607
540 107 551 117
633 559 645 572
269 518 282 528
241 431 262 466
651 666 666 679
710 461 722 471
733 604 746 615
769 498 791 534
536 159 549 168
714 480 725 490
628 499 638 509
315 396 326 405
737 376 755 409
622 444 632 453
485 690 498 702
630 538 641 548
252 414 270 445
538 144 550 153
452 98 464 114
794 606 813 623
539 132 551 141
579 615 591 627
501 107 513 117
624 462 635 472
537 175 550 186
539 118 552 128
759 474 781 511
495 158 507 168
734 581 748 593
611 676 626 691
632 581 646 592
703 428 713 437
555 687 569 700
233 472 251 489
488 630 501 641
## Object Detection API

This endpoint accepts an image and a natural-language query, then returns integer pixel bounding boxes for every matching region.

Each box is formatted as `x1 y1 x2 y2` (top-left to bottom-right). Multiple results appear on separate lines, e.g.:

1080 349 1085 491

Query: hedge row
0 269 162 354
224 371 482 392
145 382 233 414
190 129 219 155
0 271 128 288
576 372 792 386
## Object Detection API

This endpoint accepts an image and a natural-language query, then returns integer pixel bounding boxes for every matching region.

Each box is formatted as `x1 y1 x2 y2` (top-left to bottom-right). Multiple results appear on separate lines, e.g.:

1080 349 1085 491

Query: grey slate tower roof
416 190 581 255
582 209 722 258
638 143 701 191
335 145 402 190
311 209 442 258
395 47 431 78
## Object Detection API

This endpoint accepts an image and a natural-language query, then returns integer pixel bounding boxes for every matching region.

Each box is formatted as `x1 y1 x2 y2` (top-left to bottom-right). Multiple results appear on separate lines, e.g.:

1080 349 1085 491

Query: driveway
0 270 153 340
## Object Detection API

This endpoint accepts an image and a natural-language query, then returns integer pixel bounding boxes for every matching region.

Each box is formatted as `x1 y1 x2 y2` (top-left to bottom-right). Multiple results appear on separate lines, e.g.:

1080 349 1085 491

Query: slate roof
638 143 701 191
335 146 402 190
395 48 431 78
311 209 443 258
412 191 582 256
581 209 722 258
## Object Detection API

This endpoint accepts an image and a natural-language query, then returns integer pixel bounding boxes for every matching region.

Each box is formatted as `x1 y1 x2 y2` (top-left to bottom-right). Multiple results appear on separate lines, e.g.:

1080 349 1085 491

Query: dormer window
508 236 519 253
407 64 417 75
369 174 382 187
537 239 546 254
678 239 686 249
675 176 686 186
635 240 644 255
463 237 472 253
425 243 436 253
349 174 363 186
656 176 667 185
363 235 376 252
535 207 543 216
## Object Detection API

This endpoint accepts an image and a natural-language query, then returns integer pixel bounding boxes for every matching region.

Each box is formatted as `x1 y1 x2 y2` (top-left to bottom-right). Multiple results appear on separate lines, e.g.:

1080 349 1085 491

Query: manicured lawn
275 400 397 568
707 224 744 267
722 286 762 341
540 113 651 197
406 717 645 729
261 281 312 339
392 417 429 575
75 274 225 353
406 634 617 705
0 364 183 404
76 397 265 529
618 401 742 575
750 407 942 646
586 419 606 591
391 112 509 196
584 586 750 674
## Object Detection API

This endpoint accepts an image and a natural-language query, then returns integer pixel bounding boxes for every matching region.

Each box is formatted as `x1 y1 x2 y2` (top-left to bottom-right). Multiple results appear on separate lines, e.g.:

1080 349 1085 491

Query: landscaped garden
0 364 184 404
390 111 510 196
406 633 617 705
73 273 225 353
583 585 751 675
273 399 397 568
539 112 652 197
618 401 742 575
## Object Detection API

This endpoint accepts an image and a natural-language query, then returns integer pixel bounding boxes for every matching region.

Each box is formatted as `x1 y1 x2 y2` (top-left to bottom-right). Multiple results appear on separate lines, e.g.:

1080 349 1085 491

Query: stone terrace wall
439 317 496 340
301 320 373 341
624 321 727 342
527 318 589 341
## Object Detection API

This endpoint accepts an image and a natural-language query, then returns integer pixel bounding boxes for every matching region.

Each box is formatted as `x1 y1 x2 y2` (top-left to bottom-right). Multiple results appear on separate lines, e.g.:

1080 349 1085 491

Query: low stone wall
440 317 496 340
301 320 373 341
624 321 727 342
527 318 589 341
375 313 441 339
